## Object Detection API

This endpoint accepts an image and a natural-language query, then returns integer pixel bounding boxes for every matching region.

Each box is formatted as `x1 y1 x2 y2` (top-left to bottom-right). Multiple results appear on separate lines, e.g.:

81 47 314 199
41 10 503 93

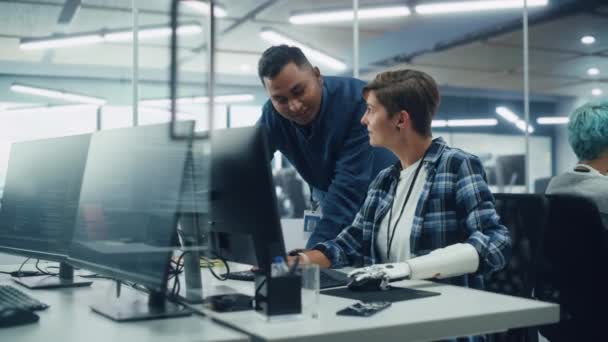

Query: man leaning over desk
257 45 396 248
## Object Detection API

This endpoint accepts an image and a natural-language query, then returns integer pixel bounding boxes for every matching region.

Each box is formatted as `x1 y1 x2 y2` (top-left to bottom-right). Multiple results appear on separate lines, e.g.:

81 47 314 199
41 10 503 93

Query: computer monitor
67 122 194 321
0 133 93 289
205 126 287 274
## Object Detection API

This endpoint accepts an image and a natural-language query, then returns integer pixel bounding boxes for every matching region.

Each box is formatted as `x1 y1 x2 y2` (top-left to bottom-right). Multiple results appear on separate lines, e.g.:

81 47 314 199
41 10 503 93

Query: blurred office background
0 0 605 218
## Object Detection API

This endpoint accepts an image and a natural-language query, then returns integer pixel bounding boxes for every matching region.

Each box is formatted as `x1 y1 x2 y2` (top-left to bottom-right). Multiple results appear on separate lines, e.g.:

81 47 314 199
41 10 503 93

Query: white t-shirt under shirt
376 160 428 263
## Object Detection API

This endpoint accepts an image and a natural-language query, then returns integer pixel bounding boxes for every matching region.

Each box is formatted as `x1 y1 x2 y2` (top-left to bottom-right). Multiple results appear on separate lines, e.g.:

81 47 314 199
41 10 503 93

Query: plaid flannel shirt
313 137 511 290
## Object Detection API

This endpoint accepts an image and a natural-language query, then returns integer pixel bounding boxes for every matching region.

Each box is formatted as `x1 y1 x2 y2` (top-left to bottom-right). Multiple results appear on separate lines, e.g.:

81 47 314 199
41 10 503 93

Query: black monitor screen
496 154 525 186
0 133 91 260
206 126 286 273
68 122 193 291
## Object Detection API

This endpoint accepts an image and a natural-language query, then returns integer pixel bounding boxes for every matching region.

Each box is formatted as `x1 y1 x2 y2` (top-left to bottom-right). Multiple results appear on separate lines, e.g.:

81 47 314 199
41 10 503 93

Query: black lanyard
386 150 429 261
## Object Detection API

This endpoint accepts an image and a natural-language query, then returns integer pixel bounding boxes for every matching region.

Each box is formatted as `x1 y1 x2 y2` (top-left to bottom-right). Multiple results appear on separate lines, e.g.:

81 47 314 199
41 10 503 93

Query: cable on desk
169 251 188 298
35 259 58 276
201 254 229 281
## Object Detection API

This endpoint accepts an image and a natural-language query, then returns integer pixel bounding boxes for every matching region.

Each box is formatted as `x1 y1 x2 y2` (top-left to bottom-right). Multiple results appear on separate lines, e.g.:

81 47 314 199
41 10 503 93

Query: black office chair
533 177 552 194
535 194 607 341
484 194 550 342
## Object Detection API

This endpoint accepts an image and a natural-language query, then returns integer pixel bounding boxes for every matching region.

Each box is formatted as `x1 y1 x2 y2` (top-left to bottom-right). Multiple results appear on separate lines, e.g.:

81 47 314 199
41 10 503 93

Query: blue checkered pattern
313 137 511 290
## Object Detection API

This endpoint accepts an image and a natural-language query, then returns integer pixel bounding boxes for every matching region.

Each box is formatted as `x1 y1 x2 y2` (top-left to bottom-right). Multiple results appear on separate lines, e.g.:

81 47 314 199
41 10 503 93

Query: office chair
535 194 607 341
533 177 552 194
484 194 550 342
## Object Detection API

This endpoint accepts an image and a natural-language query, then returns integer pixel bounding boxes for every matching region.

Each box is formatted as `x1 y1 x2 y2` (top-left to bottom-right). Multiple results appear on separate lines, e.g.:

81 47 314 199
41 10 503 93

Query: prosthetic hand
347 243 479 281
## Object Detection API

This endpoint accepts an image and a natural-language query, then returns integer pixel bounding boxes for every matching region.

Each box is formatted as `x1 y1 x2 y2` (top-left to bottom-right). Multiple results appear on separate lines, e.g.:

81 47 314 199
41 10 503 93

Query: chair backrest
536 194 607 341
533 177 552 194
485 194 549 299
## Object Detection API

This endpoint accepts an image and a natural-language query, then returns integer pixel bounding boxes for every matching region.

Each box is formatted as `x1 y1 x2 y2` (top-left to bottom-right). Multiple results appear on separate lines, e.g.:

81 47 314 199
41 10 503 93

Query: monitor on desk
67 122 194 321
0 133 93 289
204 126 287 274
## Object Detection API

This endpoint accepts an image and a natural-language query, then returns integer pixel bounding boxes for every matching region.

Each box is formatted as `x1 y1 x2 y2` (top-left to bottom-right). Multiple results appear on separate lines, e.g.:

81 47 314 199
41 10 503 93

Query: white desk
0 265 249 342
194 268 559 342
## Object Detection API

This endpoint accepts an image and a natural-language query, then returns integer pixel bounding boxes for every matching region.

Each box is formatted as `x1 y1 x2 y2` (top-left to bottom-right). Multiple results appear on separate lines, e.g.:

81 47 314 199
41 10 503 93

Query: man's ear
396 110 410 130
312 66 322 81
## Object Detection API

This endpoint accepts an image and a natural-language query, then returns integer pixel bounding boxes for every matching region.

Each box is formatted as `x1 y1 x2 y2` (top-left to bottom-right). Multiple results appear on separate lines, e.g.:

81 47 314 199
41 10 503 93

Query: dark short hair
363 69 440 137
258 45 312 85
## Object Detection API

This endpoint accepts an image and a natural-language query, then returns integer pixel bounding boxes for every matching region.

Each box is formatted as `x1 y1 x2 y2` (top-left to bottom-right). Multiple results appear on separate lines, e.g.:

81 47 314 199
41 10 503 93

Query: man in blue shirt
258 45 396 248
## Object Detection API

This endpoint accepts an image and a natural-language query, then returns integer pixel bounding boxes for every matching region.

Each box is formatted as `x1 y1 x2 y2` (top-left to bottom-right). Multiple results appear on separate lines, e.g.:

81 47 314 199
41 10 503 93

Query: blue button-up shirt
259 76 396 248
313 137 511 291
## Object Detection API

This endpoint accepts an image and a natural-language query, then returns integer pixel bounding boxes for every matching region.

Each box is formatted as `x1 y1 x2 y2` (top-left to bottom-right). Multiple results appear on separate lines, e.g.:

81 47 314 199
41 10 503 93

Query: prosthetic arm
348 243 480 281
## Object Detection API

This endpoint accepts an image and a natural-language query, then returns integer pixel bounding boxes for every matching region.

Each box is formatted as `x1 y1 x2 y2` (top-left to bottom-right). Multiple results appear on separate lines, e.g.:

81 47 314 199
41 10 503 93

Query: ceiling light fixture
587 67 600 76
592 88 603 96
581 35 596 45
104 24 202 42
140 94 255 107
432 118 498 127
537 117 569 125
20 23 202 50
181 0 228 17
259 28 347 71
289 5 410 24
415 0 549 15
495 106 534 133
10 84 107 105
20 34 103 50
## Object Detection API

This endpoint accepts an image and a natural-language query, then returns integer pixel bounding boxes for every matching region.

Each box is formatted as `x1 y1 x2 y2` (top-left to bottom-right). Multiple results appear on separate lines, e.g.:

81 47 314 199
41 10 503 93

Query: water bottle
270 256 289 277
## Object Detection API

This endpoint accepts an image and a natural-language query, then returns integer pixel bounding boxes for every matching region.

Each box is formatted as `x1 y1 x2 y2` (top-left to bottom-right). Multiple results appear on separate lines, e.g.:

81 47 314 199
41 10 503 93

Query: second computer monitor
68 122 193 293
206 126 287 274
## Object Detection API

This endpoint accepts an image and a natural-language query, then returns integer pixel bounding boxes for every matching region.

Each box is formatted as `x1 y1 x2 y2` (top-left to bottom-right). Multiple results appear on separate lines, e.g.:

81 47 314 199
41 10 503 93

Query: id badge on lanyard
303 209 322 232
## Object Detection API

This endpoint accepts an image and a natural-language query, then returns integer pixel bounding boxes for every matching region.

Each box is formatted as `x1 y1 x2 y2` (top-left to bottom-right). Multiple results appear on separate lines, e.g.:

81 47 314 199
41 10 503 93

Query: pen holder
254 273 302 317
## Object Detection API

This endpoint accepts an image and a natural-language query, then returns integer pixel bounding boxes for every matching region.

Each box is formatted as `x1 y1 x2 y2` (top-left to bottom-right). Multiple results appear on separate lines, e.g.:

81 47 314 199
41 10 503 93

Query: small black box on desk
254 273 301 316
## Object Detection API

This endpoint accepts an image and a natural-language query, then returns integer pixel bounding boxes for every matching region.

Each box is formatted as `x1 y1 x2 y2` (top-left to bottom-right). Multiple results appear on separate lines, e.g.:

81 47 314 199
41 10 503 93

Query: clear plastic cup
298 263 320 319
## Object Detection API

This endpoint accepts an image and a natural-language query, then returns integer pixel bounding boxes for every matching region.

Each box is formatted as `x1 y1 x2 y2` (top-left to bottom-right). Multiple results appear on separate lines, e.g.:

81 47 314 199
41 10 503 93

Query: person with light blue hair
546 101 608 228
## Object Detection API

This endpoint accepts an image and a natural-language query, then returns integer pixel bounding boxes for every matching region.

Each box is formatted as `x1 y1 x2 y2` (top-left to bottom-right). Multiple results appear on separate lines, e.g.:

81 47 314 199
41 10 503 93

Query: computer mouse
347 271 390 292
0 307 39 328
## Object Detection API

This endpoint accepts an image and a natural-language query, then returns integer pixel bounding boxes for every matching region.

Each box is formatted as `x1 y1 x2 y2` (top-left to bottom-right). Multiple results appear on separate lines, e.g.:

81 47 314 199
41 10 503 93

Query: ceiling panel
489 13 608 54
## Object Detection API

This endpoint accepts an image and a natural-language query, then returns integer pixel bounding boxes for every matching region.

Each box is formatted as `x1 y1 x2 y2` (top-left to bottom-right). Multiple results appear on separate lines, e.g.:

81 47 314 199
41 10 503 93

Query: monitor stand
13 262 93 289
90 289 192 322
177 214 204 304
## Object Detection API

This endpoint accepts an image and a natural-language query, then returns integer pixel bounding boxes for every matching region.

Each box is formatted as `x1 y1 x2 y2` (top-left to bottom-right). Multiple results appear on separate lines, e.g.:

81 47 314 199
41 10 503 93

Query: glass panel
528 1 606 194
355 1 532 193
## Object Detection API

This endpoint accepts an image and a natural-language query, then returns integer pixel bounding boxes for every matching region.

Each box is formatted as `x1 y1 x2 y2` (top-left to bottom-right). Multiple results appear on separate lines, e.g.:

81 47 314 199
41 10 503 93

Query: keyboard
0 285 49 311
224 268 349 289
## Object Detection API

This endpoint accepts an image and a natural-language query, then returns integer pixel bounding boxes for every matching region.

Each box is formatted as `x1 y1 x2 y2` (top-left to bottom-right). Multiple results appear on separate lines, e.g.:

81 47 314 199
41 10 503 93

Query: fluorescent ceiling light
289 6 410 24
140 94 255 107
447 118 498 127
432 118 498 127
10 84 107 105
495 106 519 123
259 28 347 71
20 23 202 50
20 34 103 50
181 0 227 17
537 117 568 125
587 67 600 76
104 24 202 42
592 88 603 96
496 106 534 133
581 35 596 45
415 0 549 15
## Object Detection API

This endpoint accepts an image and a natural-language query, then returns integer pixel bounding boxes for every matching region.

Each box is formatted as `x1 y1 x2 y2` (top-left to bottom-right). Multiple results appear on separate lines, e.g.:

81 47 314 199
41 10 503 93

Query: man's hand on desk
286 249 331 268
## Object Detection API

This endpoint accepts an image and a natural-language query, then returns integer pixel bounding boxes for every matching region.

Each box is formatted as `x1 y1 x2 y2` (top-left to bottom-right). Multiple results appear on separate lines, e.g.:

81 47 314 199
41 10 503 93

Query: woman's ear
396 110 409 130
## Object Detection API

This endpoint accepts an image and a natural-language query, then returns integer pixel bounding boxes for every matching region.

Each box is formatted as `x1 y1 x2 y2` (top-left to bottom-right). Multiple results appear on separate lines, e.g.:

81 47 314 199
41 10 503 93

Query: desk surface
0 265 249 342
196 266 560 342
